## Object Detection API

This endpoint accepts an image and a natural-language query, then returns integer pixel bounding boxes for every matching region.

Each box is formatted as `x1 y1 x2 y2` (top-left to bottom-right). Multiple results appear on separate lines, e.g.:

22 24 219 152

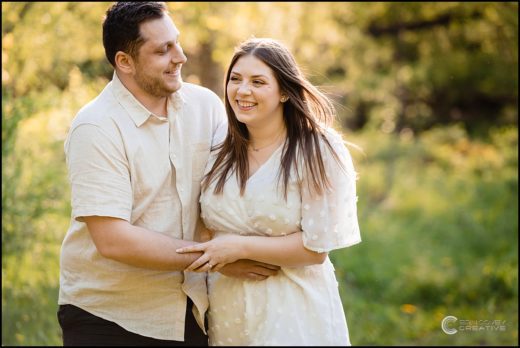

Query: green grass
2 240 62 346
331 125 518 345
2 125 518 345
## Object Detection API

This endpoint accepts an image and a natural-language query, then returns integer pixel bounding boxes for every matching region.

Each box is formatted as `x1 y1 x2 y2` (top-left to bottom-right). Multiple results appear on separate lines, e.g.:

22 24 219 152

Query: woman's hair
102 2 167 67
203 37 345 199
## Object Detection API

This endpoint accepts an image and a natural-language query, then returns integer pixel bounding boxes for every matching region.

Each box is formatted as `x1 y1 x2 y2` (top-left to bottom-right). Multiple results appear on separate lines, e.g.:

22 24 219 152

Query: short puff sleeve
300 130 362 253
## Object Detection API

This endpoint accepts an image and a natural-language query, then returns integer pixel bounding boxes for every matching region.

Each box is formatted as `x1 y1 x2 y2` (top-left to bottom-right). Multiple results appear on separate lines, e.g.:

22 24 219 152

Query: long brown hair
202 38 345 199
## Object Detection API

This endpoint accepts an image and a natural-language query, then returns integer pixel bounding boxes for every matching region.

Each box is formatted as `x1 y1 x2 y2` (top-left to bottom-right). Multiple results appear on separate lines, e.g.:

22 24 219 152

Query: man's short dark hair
102 2 168 67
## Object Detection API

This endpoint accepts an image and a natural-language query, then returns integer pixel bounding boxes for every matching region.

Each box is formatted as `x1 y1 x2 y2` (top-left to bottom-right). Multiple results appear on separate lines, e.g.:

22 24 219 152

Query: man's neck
116 71 168 117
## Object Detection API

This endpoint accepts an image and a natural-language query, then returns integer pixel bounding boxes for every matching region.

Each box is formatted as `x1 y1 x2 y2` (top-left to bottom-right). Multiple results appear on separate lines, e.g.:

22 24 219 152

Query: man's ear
114 51 135 74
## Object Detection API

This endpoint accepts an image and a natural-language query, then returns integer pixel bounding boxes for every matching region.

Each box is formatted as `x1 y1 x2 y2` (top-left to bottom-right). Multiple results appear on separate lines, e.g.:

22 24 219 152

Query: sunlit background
2 2 518 346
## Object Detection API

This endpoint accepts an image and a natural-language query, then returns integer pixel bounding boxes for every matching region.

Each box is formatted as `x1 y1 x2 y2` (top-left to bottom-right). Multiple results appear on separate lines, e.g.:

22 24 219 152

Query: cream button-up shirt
59 72 226 341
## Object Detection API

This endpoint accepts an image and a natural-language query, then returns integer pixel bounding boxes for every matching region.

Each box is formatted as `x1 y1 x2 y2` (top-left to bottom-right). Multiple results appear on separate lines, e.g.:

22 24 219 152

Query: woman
177 38 361 346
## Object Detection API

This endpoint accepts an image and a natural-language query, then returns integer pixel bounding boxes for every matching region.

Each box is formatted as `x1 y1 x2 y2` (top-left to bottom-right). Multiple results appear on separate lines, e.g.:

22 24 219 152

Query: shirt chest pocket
132 148 171 196
191 142 210 182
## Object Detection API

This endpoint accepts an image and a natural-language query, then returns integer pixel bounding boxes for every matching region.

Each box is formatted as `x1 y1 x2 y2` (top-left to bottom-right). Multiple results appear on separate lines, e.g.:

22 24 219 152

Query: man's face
132 15 187 97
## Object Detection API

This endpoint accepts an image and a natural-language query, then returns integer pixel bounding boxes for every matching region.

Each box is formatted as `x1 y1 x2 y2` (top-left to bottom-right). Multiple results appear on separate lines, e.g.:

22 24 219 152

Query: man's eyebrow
154 33 180 47
156 40 174 47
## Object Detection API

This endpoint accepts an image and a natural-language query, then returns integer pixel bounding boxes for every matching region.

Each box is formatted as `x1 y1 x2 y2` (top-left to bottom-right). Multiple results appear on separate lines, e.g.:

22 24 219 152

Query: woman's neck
248 122 286 151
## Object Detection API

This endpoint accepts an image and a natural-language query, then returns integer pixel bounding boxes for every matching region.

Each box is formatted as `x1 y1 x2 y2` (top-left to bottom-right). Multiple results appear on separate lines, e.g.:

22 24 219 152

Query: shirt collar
111 71 185 127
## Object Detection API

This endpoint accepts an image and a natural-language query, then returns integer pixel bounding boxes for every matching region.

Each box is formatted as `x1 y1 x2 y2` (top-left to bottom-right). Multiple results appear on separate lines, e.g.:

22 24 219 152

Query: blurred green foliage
2 2 518 346
331 125 518 345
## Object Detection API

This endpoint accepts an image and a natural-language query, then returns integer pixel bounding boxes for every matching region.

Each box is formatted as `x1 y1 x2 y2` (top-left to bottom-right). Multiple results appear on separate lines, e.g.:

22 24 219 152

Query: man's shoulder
180 82 222 105
180 82 215 96
72 84 119 127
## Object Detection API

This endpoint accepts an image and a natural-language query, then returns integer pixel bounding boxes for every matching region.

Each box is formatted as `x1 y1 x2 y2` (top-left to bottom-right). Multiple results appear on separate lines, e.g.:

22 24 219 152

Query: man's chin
165 80 183 94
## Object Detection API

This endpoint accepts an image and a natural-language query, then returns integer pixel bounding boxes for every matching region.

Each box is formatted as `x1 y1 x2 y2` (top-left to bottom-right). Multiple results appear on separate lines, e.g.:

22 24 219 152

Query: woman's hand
176 234 246 272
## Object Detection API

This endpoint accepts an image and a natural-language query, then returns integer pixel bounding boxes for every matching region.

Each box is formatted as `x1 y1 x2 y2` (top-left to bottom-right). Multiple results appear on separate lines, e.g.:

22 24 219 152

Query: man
57 2 278 346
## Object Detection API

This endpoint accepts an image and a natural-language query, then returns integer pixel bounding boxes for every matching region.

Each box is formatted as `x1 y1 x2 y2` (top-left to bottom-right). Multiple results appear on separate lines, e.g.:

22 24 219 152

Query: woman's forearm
239 232 327 267
177 231 327 271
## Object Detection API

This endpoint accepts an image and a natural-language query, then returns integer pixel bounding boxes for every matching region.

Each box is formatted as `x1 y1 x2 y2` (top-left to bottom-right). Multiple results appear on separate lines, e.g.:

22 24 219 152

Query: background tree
2 2 517 345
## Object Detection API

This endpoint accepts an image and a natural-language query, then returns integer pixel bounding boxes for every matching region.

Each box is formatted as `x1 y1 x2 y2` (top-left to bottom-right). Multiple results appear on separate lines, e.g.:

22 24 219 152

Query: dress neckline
247 141 285 181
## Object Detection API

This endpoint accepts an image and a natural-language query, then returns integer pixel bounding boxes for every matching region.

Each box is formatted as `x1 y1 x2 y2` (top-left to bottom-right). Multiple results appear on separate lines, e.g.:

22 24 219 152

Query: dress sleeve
300 130 362 253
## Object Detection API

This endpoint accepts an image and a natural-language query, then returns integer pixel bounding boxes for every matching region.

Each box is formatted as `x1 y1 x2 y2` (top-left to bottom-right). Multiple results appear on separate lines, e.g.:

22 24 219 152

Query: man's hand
218 259 280 280
196 225 213 243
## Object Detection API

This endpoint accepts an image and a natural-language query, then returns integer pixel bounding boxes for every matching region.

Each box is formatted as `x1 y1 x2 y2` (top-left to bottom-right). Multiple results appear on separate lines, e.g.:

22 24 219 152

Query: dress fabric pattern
200 129 361 346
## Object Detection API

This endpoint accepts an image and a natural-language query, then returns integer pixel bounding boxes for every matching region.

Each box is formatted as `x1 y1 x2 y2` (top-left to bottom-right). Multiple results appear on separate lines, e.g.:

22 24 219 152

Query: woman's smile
236 100 257 111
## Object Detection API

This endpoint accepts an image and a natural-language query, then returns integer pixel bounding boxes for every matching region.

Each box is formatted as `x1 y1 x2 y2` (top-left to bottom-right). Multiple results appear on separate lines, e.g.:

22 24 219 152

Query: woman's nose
237 83 251 95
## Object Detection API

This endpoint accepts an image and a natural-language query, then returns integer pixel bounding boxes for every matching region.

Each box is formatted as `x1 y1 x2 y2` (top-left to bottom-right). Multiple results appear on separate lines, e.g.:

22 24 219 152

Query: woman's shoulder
320 127 349 155
322 127 344 144
320 127 358 172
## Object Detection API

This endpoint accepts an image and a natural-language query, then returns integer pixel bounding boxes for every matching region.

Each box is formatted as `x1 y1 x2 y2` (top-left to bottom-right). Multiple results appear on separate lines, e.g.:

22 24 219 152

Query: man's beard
134 68 180 97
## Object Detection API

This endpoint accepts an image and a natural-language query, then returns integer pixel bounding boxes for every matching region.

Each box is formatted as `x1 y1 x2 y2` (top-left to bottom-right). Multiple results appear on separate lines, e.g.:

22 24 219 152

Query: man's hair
102 2 167 67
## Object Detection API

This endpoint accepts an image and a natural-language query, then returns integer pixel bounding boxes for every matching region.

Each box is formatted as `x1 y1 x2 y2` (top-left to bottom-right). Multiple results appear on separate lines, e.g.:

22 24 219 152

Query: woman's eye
253 80 264 85
230 76 240 81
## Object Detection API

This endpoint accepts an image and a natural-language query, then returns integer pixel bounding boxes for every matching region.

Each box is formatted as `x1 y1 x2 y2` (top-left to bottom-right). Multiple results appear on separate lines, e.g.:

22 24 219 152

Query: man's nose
172 46 187 64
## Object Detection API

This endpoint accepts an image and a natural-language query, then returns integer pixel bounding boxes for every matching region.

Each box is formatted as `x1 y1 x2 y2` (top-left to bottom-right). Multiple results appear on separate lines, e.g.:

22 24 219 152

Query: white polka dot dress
201 129 361 346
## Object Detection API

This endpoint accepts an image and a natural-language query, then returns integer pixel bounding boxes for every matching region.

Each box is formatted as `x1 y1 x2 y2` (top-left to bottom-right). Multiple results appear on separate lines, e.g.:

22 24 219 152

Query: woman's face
227 54 284 128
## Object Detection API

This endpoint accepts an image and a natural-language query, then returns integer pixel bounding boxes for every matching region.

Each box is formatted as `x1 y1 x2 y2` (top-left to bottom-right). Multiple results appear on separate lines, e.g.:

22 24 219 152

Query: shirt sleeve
65 123 132 222
300 130 362 253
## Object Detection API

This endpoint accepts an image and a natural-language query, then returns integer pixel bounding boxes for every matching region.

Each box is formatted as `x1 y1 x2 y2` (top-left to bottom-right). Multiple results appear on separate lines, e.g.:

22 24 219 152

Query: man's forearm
84 216 202 271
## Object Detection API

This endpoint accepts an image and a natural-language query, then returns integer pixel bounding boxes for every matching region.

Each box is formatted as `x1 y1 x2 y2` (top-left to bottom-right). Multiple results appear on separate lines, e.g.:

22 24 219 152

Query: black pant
57 298 208 346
